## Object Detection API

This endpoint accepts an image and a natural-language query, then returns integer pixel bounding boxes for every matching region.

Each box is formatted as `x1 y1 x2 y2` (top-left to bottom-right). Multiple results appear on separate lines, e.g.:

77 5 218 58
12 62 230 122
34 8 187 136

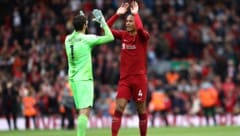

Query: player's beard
126 27 136 34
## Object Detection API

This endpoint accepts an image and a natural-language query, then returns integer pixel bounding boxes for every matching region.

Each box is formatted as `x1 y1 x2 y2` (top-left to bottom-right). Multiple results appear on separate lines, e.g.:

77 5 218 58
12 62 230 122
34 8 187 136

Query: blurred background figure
148 79 170 127
171 90 188 126
198 81 218 126
0 0 240 130
1 81 19 130
189 92 200 116
59 79 75 129
21 83 38 129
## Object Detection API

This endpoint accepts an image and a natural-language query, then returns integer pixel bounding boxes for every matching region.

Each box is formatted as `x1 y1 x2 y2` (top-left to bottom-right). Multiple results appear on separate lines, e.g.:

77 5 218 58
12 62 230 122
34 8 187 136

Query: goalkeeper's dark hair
73 15 87 31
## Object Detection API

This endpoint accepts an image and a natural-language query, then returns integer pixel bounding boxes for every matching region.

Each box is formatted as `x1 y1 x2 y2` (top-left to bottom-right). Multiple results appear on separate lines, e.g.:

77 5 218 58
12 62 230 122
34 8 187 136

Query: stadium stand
0 0 240 129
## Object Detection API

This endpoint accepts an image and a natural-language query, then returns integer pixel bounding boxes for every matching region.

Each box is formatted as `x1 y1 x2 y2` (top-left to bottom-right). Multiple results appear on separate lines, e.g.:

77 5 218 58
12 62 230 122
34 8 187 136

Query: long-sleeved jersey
65 23 114 81
107 13 150 79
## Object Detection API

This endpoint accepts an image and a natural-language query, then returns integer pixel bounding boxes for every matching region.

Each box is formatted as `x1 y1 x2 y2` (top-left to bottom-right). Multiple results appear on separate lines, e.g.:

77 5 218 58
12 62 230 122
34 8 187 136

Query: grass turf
0 126 239 136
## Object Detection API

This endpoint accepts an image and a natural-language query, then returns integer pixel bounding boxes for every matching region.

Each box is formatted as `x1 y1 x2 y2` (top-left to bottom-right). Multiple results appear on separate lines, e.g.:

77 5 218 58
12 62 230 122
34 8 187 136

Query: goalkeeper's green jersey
65 25 114 81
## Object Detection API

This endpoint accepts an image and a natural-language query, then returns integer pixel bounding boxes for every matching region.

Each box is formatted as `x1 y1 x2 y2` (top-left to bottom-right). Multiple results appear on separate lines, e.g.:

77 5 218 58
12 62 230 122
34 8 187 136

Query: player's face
125 15 136 32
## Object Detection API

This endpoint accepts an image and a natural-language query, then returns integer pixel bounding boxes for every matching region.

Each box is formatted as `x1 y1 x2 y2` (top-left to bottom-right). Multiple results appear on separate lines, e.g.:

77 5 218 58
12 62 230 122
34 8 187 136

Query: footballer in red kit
107 1 150 136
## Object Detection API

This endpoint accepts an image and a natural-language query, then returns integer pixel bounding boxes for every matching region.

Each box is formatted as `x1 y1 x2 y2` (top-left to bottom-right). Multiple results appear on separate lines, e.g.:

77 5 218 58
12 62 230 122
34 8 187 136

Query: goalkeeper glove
92 9 106 27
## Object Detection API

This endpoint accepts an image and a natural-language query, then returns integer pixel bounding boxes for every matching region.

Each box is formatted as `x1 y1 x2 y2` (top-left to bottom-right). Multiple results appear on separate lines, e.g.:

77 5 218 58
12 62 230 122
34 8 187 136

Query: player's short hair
127 13 134 17
73 15 87 31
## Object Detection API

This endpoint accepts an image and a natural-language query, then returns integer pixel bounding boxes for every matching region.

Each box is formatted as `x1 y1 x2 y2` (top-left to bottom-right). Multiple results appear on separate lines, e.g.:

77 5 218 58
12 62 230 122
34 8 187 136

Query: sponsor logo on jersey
122 43 136 50
138 89 143 97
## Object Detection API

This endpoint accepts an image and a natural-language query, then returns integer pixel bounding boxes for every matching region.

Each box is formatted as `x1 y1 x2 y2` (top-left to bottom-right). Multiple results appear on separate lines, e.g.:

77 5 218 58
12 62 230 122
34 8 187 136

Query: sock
112 110 123 136
77 115 88 136
139 113 148 136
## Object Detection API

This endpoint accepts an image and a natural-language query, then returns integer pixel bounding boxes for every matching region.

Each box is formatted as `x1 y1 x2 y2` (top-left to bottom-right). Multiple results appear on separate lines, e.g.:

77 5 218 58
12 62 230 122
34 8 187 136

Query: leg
66 106 74 129
25 116 30 129
12 113 18 130
151 111 156 127
136 101 148 136
133 75 148 136
112 78 131 136
112 98 128 136
70 80 94 136
61 112 66 129
204 107 209 126
5 113 11 130
206 115 209 126
210 106 217 125
77 107 91 136
32 115 37 129
160 110 169 126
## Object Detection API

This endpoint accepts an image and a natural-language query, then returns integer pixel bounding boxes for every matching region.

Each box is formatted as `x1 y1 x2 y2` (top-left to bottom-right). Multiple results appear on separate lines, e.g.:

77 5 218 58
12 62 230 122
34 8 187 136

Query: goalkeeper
65 9 114 136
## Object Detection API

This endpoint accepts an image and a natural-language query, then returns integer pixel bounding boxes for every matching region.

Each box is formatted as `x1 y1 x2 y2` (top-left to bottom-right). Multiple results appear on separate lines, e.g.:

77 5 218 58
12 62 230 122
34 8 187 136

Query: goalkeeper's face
125 15 136 32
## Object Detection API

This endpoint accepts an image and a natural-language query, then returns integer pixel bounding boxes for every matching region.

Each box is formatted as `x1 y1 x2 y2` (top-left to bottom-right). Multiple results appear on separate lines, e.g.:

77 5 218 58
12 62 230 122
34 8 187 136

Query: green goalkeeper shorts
69 80 94 109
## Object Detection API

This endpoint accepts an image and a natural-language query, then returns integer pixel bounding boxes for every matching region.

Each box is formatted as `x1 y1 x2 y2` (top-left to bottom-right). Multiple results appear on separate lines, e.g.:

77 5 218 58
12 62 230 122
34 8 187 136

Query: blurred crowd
1 0 240 129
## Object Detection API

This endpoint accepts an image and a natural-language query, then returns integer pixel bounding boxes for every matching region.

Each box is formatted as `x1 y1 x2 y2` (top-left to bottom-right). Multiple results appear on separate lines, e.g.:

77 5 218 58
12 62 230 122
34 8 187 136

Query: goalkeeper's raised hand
92 9 106 28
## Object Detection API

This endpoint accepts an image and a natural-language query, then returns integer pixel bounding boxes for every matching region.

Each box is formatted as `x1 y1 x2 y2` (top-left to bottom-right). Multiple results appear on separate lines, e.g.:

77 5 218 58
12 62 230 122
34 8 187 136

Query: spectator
59 80 75 129
1 81 19 130
198 82 218 126
0 0 240 128
149 88 170 127
171 90 187 126
22 83 38 129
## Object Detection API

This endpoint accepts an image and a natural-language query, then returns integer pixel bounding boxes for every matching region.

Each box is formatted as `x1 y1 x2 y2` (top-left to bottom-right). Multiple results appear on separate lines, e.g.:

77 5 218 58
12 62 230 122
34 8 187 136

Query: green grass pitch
0 126 239 136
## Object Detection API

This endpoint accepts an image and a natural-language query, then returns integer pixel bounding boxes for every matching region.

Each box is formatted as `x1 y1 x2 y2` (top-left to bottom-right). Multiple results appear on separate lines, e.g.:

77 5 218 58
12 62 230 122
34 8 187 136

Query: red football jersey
107 14 150 79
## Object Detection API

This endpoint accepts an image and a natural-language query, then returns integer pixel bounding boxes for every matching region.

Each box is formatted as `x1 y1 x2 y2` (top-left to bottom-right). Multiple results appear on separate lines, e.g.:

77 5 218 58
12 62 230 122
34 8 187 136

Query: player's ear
82 23 87 31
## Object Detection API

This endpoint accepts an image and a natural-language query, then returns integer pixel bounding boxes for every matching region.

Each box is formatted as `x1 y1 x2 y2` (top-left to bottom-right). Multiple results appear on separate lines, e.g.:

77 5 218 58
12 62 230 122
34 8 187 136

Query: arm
107 3 129 39
88 9 114 47
107 14 124 39
134 14 149 40
107 3 129 27
131 1 150 40
91 22 114 46
107 14 120 28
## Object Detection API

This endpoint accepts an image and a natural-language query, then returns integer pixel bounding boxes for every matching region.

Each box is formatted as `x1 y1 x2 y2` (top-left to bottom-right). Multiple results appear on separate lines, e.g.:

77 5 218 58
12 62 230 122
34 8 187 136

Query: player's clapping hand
116 3 129 15
130 1 139 14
